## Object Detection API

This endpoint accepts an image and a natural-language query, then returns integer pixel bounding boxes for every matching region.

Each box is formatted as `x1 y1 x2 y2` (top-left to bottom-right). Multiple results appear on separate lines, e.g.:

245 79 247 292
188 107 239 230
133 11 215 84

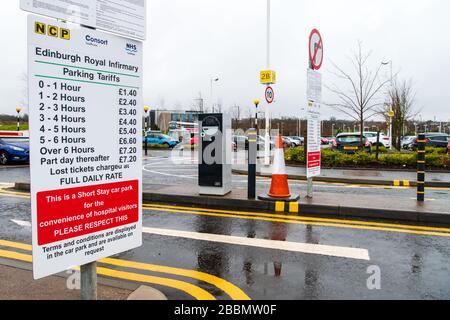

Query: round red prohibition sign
265 86 274 104
309 29 324 70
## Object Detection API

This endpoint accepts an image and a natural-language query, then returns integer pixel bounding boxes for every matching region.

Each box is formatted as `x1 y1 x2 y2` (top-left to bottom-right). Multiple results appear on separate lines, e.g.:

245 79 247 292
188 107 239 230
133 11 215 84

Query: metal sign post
306 29 324 198
81 262 97 300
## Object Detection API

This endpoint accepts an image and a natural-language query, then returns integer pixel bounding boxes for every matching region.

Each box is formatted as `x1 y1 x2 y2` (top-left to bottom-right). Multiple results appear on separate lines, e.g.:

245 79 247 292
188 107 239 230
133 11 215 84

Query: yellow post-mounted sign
260 70 276 84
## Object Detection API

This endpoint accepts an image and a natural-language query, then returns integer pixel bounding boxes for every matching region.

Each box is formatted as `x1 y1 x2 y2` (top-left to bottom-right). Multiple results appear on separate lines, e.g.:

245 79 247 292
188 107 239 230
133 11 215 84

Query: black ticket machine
198 113 232 196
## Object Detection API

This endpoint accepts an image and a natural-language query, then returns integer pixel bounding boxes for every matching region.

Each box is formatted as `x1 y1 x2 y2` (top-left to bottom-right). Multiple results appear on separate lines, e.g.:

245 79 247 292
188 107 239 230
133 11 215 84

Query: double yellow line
143 204 450 238
2 188 450 237
0 239 250 300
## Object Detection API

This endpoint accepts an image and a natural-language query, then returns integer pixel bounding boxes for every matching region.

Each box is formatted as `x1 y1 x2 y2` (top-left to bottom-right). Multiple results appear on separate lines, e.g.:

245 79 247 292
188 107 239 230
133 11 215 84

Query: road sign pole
307 177 313 198
305 29 324 199
80 261 97 300
264 0 271 167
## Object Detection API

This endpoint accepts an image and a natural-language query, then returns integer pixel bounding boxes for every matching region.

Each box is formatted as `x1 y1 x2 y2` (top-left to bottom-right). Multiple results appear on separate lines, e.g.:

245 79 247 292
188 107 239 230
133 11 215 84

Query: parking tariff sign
306 107 321 178
28 15 143 279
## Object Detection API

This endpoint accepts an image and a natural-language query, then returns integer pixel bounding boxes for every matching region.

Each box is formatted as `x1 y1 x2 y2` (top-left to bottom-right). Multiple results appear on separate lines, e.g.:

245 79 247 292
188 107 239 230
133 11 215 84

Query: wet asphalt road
2 149 450 200
1 187 450 299
1 150 450 299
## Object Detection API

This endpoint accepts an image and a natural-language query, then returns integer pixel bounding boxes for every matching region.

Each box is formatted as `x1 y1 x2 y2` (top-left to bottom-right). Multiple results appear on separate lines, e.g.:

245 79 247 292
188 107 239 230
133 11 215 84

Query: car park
0 136 30 165
320 137 329 145
288 136 304 146
363 131 391 148
232 135 249 150
143 133 179 148
282 137 293 148
283 136 301 147
401 136 416 149
410 133 450 149
332 133 372 154
258 135 276 150
189 135 199 145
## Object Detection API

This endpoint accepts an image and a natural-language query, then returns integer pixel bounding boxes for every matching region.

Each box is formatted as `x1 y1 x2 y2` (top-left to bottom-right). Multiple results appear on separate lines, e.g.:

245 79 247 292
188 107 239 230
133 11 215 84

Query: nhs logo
126 43 138 55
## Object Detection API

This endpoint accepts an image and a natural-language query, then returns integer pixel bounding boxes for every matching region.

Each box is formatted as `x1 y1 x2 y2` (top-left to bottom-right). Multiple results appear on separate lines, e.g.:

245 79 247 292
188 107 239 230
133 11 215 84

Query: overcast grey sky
1 0 449 121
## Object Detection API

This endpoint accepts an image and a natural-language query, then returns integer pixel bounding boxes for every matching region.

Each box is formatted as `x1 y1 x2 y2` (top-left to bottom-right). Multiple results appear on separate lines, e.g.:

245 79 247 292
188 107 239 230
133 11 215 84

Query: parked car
282 137 293 148
0 136 30 165
320 137 329 145
401 136 416 149
258 135 275 150
143 133 179 148
363 131 391 148
189 135 199 145
448 140 450 155
289 136 304 146
332 133 372 154
410 133 450 149
283 136 300 147
232 135 249 150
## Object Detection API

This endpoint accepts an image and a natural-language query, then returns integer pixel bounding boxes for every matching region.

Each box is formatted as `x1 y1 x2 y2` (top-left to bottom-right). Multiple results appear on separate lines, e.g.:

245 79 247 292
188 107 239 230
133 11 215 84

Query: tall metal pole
210 78 213 113
81 262 97 300
16 108 22 131
389 115 393 149
264 0 271 166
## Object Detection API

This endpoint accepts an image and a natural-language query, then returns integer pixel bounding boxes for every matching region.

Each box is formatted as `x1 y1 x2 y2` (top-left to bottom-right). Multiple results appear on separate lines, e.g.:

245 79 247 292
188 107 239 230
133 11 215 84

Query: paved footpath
0 263 132 300
233 164 450 186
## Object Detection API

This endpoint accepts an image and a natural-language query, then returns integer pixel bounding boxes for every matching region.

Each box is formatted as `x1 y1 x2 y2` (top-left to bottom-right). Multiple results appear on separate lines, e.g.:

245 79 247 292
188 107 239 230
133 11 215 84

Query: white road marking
9 218 369 260
0 183 14 188
142 168 197 179
11 219 31 227
143 227 370 261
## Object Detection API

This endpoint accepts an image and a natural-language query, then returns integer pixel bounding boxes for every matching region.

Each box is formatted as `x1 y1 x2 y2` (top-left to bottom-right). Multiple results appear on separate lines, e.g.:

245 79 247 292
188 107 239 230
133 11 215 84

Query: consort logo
85 35 109 46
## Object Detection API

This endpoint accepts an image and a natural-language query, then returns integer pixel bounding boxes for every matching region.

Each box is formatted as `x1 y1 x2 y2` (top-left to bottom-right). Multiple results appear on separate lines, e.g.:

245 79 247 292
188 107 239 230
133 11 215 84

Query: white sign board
306 106 321 178
21 0 146 40
28 15 143 279
307 69 322 103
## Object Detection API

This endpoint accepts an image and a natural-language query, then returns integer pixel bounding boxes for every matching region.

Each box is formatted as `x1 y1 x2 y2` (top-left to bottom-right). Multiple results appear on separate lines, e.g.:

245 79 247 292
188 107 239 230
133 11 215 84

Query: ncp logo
34 22 70 40
126 43 137 55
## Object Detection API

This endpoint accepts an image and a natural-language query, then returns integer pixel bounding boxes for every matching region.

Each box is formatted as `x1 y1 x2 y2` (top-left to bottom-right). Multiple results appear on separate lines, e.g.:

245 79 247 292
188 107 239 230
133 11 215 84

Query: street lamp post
388 109 394 149
248 99 260 200
210 77 219 113
263 0 272 167
144 106 149 156
253 99 260 137
16 107 22 131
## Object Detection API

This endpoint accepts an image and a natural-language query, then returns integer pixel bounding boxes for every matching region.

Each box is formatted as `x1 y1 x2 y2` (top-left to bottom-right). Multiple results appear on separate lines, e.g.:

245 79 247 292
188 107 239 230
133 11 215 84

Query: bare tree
325 41 391 145
230 104 241 120
382 79 419 149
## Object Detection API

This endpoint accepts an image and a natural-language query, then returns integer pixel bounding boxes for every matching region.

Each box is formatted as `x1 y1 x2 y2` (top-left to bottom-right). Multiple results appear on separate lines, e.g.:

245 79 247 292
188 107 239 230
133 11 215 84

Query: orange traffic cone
258 134 299 202
268 135 291 198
